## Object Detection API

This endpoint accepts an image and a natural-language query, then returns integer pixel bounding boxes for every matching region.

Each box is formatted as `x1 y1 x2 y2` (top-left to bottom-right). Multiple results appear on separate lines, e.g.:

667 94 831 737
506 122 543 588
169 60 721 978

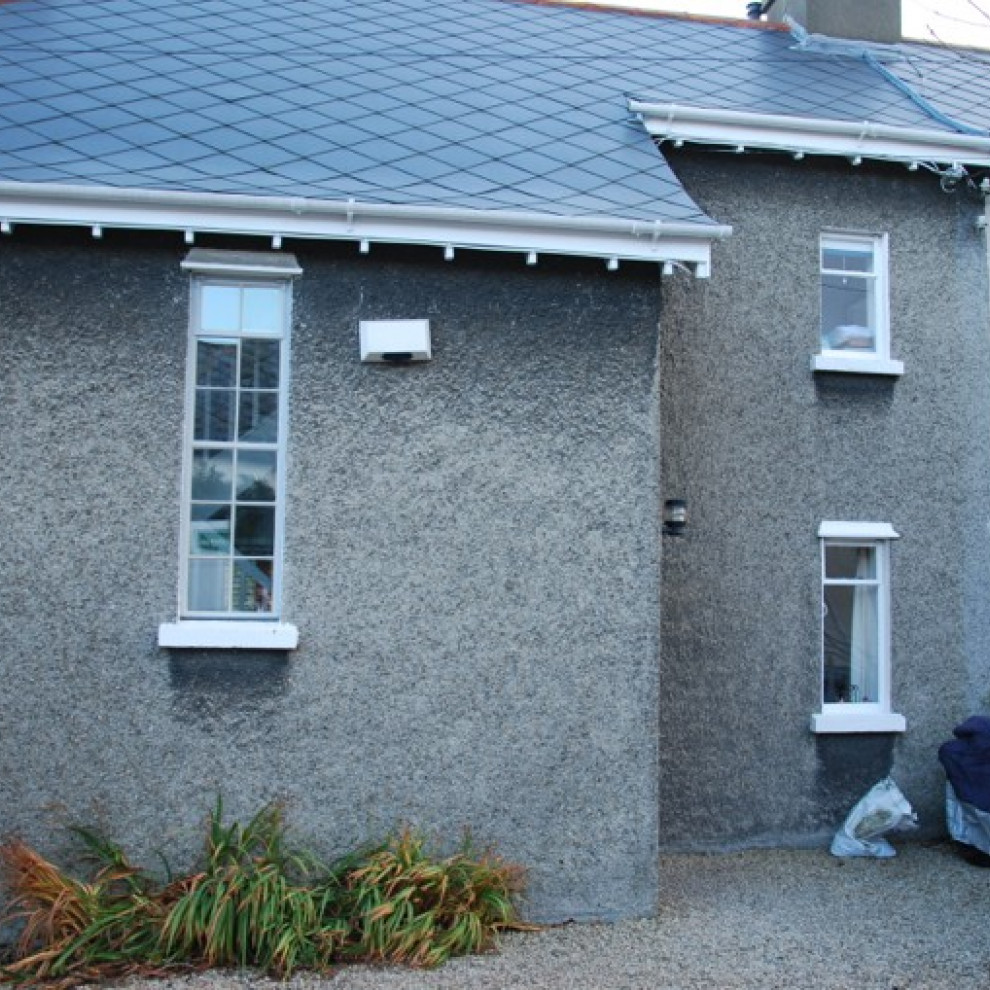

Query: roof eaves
0 181 732 274
630 100 990 168
784 18 990 138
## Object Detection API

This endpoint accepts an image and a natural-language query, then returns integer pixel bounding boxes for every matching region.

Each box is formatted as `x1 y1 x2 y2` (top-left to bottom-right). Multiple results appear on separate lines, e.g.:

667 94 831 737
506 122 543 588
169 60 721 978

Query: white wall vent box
360 320 431 363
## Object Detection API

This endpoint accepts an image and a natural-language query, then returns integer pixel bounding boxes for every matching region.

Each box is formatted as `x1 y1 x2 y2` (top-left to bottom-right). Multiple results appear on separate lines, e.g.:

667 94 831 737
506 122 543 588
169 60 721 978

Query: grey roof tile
153 110 225 137
428 145 493 172
25 116 95 142
4 131 52 154
881 41 990 133
36 92 104 115
70 132 135 157
232 145 300 170
2 102 61 126
3 0 987 228
112 121 185 146
197 102 262 127
198 129 260 154
231 120 298 144
7 77 70 101
149 90 217 113
388 129 459 155
101 149 179 172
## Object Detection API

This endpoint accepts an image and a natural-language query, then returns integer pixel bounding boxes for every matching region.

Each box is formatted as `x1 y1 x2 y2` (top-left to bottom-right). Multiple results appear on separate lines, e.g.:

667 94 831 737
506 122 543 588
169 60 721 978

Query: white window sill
158 621 299 650
810 711 906 734
811 355 904 376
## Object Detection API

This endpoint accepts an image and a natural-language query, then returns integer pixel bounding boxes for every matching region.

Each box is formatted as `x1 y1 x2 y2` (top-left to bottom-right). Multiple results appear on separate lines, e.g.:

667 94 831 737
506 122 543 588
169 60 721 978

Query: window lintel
182 248 302 277
818 521 900 540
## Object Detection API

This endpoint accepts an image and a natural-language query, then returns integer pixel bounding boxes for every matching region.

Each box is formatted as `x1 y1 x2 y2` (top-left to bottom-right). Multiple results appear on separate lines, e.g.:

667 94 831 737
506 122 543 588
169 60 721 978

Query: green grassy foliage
0 801 529 986
339 829 526 967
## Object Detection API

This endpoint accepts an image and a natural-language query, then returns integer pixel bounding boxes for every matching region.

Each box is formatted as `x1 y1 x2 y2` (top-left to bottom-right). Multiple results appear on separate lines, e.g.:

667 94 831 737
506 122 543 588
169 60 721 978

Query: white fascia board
630 100 990 168
818 521 900 540
0 182 731 267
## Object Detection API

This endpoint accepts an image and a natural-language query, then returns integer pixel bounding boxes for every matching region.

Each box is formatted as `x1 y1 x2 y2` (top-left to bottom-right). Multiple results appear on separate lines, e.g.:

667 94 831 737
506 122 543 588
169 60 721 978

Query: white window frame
159 250 301 651
811 521 905 733
812 232 903 377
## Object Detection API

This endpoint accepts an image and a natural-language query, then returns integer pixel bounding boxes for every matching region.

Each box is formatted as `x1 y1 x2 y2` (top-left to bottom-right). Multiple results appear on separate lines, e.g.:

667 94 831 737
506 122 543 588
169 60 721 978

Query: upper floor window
812 233 903 376
159 250 301 651
811 522 904 733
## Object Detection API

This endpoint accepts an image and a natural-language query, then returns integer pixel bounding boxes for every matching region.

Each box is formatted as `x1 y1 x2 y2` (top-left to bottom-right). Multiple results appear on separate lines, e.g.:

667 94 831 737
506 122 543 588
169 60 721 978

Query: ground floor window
812 521 904 733
823 541 883 704
159 250 302 651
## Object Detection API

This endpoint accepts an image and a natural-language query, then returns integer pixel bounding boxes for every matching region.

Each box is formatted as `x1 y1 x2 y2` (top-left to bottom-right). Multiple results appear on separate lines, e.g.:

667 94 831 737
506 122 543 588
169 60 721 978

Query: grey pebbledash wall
4 153 989 923
658 152 990 849
0 230 662 922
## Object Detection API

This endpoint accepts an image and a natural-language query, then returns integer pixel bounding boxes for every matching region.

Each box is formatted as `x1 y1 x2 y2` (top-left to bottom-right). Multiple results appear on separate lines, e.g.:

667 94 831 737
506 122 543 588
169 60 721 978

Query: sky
564 0 990 49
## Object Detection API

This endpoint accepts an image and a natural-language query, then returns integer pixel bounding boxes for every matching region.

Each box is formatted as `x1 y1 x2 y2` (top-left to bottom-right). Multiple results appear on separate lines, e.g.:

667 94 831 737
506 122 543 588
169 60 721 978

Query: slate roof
0 0 986 229
883 41 990 134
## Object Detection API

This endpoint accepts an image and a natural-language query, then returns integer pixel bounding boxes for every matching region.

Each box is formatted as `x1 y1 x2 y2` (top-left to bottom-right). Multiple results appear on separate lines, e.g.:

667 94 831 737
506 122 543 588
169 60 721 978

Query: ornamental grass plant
0 830 165 986
155 800 345 976
0 800 529 987
339 829 527 967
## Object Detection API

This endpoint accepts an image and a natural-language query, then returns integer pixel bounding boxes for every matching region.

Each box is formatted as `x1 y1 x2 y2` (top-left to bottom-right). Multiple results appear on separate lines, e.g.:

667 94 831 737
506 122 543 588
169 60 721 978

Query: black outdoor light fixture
662 499 688 536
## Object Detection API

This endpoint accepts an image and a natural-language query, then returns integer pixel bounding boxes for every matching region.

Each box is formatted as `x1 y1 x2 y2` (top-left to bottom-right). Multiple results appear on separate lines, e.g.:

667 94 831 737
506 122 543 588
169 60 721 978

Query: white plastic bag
830 777 918 858
945 782 990 855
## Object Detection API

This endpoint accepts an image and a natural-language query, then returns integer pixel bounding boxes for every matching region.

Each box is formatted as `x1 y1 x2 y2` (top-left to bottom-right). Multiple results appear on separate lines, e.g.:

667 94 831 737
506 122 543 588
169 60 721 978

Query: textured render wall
658 153 990 848
0 229 661 922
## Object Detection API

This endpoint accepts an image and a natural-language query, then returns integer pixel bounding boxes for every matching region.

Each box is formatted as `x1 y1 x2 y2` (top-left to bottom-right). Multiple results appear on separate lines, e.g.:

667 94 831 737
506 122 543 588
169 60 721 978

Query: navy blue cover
939 716 990 813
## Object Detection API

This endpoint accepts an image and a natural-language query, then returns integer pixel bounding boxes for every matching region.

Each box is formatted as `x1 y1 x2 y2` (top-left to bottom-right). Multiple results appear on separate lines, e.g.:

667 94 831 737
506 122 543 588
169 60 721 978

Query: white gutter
0 181 732 273
629 101 990 168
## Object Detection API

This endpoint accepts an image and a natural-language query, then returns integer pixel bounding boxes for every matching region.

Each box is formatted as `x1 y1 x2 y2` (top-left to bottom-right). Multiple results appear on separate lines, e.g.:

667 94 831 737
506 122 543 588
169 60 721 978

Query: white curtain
849 548 878 703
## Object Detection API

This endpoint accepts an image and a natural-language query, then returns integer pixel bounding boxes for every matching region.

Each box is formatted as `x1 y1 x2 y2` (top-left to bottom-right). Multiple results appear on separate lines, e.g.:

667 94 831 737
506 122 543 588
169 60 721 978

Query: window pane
188 558 229 612
200 286 240 332
824 584 879 703
825 545 876 580
232 558 273 612
238 391 279 442
194 389 235 441
822 246 874 273
196 341 237 387
189 504 231 555
182 275 289 619
240 339 280 389
821 274 876 351
191 448 233 501
242 287 282 332
234 505 275 556
236 450 278 502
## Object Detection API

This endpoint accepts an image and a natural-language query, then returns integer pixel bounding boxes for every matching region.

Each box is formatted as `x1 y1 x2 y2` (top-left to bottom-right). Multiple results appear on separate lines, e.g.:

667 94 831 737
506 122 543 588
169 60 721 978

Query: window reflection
184 277 287 616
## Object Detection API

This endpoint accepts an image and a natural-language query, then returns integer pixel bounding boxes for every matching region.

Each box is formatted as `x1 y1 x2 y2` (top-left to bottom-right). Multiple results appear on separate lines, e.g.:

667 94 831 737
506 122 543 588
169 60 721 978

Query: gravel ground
113 842 990 990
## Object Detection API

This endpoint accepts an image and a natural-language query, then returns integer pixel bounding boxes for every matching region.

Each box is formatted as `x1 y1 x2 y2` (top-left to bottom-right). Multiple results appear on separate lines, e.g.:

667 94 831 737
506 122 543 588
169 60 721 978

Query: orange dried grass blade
0 841 96 956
